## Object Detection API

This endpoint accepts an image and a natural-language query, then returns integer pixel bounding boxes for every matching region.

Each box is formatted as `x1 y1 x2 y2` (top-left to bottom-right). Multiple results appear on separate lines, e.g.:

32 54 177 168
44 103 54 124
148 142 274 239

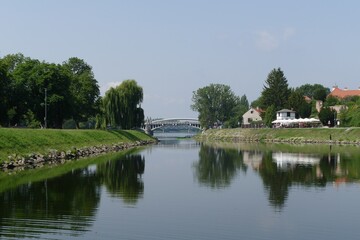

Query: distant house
330 105 348 114
242 107 263 126
304 96 312 103
328 86 360 99
276 109 296 120
315 86 357 113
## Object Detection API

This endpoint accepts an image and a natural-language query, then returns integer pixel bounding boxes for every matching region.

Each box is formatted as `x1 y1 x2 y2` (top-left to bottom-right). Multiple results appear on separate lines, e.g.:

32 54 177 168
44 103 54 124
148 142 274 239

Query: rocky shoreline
0 139 157 172
226 137 360 145
195 128 360 146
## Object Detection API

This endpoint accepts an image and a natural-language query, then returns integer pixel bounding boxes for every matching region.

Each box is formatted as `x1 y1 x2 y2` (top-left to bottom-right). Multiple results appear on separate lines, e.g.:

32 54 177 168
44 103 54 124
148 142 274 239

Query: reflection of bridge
143 118 201 135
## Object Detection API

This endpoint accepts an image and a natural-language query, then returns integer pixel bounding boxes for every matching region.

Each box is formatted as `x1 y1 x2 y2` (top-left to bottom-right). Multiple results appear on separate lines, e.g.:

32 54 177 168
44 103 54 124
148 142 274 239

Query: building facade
276 109 296 120
242 108 263 126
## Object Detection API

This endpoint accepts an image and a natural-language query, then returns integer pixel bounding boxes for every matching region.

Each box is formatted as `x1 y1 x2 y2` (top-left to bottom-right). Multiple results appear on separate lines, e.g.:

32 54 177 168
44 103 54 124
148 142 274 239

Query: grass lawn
0 128 154 162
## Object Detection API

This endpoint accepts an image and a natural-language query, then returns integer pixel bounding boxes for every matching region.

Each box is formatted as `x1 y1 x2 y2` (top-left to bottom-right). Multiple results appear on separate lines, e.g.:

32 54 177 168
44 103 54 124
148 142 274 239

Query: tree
296 84 330 100
225 94 250 128
236 95 250 125
103 80 144 129
0 53 103 129
12 59 72 128
287 90 311 118
63 57 100 128
263 104 276 127
324 95 340 107
0 61 9 126
191 84 239 128
318 107 336 127
250 96 262 108
313 88 328 102
339 97 360 127
0 53 26 126
261 68 290 110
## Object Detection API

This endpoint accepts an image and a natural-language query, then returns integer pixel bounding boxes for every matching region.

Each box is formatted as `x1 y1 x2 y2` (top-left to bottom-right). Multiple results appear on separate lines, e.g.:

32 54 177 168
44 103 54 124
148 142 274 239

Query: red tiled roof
254 108 265 113
328 87 360 99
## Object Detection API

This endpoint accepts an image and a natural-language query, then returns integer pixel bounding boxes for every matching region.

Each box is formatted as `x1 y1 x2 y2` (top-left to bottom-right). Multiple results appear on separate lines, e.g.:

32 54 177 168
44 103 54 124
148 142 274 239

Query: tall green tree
63 57 100 128
0 53 27 126
0 61 9 126
191 84 239 128
261 68 290 110
296 83 330 101
338 97 360 127
226 94 249 128
318 107 336 127
287 90 311 118
12 59 71 128
103 80 144 129
263 104 276 127
118 80 144 129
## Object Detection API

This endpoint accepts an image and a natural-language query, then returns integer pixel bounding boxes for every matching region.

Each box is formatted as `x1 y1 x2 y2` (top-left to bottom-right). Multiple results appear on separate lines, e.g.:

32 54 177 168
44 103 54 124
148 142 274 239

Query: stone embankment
1 140 157 171
196 128 360 145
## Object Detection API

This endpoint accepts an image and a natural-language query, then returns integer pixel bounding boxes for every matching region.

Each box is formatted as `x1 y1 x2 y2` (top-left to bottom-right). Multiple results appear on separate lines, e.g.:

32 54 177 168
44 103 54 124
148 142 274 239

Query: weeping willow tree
101 80 144 129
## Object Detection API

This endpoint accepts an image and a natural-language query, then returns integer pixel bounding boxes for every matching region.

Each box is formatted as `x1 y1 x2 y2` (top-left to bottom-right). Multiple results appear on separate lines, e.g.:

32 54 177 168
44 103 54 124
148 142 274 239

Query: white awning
272 118 321 124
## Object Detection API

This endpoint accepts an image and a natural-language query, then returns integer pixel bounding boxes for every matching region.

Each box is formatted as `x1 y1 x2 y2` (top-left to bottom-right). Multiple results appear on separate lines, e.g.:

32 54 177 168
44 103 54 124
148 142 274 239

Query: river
0 136 360 239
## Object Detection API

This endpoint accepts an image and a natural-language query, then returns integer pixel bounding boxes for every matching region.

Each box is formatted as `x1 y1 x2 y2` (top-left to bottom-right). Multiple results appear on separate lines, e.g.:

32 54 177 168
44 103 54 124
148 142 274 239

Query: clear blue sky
1 0 360 118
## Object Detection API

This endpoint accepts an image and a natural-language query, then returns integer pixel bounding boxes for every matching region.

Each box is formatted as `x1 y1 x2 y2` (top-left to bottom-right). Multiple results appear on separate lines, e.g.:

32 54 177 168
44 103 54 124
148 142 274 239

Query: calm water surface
1 137 360 239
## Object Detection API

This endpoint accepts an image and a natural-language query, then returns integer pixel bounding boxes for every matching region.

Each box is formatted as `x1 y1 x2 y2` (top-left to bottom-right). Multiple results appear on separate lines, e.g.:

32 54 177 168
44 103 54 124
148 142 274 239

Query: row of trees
191 67 354 128
0 53 144 129
254 68 332 126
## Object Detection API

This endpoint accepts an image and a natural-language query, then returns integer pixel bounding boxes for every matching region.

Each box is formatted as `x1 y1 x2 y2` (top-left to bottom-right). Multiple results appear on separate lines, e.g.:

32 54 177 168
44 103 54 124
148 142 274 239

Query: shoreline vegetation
0 128 156 170
195 128 360 145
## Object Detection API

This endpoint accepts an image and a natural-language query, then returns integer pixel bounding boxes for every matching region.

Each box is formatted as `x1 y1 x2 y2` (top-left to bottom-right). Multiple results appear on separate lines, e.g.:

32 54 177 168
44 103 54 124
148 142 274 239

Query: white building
276 109 296 120
242 108 263 126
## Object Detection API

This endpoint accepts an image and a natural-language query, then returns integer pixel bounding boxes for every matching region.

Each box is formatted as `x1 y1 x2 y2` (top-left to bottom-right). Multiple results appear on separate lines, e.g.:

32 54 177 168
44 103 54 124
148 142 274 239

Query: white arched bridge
143 118 201 135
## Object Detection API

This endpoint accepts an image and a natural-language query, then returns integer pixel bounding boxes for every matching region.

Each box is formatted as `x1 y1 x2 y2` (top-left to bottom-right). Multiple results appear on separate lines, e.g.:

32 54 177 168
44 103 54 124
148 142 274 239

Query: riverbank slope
0 128 155 163
195 128 360 144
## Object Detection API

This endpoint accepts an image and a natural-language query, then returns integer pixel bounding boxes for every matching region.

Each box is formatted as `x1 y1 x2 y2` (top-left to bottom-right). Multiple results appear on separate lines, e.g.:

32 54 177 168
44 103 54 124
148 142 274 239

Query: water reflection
257 149 360 209
197 143 360 210
97 154 145 204
0 151 145 239
194 144 248 189
1 141 360 239
0 168 100 239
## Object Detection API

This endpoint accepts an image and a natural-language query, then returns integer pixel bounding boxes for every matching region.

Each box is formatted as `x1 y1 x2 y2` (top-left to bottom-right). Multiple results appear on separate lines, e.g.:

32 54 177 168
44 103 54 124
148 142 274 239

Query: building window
287 112 290 117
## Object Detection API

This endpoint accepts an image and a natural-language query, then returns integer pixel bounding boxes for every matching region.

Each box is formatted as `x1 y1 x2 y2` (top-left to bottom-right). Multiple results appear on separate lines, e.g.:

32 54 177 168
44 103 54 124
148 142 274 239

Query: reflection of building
273 152 320 169
242 150 263 170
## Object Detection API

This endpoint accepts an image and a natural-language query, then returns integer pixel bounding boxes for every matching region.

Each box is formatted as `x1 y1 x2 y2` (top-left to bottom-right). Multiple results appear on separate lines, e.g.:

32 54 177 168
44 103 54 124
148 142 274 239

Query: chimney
344 87 348 91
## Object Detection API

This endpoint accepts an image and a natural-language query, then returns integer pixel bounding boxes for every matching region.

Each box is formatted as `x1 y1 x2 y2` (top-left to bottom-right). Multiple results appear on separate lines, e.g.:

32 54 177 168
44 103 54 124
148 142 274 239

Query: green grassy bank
195 127 360 144
0 128 155 162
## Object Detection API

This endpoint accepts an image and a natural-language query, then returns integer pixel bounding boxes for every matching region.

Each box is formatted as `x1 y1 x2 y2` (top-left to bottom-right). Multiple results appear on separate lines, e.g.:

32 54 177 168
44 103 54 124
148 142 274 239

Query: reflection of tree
0 168 100 238
97 154 145 204
258 151 345 210
259 152 294 209
194 144 247 189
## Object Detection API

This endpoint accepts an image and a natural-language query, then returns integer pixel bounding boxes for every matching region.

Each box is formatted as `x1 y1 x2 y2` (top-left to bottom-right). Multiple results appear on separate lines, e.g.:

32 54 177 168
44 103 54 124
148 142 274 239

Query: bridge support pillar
145 124 153 136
